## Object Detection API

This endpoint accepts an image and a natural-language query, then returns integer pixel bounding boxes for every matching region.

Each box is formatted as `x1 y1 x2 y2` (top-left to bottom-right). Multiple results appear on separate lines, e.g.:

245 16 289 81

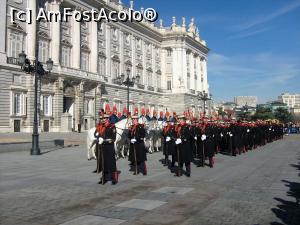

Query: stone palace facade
0 0 210 133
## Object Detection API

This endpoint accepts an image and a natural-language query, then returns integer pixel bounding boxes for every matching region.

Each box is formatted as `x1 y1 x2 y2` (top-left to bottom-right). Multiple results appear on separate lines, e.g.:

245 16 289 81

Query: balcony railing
7 57 20 65
157 87 163 93
137 84 145 89
190 89 196 94
147 86 154 91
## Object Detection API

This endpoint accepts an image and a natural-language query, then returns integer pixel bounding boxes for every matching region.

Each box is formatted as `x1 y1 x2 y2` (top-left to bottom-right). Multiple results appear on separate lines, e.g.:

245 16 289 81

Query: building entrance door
44 120 49 132
14 120 20 132
63 97 75 130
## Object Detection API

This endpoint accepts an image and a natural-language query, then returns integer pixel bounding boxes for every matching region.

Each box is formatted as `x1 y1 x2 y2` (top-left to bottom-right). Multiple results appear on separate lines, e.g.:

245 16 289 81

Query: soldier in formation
93 105 284 182
94 105 119 185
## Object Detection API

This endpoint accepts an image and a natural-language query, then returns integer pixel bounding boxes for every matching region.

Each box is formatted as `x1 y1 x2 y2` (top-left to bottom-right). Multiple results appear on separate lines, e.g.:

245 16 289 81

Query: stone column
74 82 84 131
90 21 98 73
0 0 7 63
120 31 124 74
26 0 37 60
72 12 81 69
160 49 166 89
182 49 187 90
142 41 146 85
201 57 208 93
49 0 61 65
131 36 136 77
53 77 64 130
106 25 111 80
196 56 201 92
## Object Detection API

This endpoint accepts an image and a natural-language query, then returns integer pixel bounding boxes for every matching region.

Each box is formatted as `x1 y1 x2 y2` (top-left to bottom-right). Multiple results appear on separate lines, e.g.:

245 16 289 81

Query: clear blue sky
123 0 300 103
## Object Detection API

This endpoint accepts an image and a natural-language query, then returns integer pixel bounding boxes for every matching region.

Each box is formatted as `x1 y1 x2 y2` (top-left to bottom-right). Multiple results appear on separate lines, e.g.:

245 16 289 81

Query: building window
38 39 49 63
112 28 118 40
61 20 71 36
12 92 26 116
125 33 130 45
167 49 172 57
136 38 141 49
167 79 172 90
156 74 161 88
98 22 104 34
61 46 71 67
85 99 94 115
112 60 120 78
187 74 190 89
13 74 21 84
147 43 151 54
147 71 152 86
98 57 106 76
81 21 88 29
41 95 52 116
81 52 89 71
99 40 104 47
81 34 88 43
9 31 23 58
137 67 143 84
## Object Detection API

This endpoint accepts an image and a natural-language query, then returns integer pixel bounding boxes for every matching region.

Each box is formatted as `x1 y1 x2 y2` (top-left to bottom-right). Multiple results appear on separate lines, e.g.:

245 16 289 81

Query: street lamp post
115 69 140 113
18 54 53 155
18 0 54 155
197 91 212 115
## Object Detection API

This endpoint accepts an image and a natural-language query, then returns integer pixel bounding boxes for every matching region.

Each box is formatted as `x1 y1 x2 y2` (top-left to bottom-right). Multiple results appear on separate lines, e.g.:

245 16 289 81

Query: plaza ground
0 134 299 225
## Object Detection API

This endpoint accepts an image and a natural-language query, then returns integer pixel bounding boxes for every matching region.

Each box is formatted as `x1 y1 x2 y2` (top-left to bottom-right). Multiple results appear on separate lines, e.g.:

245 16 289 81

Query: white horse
114 118 132 158
86 118 132 160
144 120 164 153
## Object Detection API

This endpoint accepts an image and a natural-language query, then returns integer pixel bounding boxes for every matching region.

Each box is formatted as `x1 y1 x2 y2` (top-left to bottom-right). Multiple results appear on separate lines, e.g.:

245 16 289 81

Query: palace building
0 0 210 133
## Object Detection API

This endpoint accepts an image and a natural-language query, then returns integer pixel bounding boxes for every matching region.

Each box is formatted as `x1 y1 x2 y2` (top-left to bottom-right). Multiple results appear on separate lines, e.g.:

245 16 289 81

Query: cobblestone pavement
0 135 299 225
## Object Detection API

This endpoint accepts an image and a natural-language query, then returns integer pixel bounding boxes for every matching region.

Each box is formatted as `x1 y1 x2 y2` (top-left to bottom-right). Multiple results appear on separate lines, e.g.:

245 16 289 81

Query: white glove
194 136 197 140
131 138 137 144
166 136 171 142
95 132 99 137
229 132 233 137
247 129 250 133
98 137 104 144
175 138 182 145
269 128 271 131
201 134 206 141
220 133 223 137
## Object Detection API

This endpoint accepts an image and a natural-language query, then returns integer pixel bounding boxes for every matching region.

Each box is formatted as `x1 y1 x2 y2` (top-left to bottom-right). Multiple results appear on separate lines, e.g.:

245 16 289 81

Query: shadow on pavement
271 159 300 225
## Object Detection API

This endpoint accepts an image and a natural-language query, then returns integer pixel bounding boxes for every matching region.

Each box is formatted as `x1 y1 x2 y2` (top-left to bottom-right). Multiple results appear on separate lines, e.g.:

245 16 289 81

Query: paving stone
93 206 145 220
152 186 194 195
59 215 125 225
116 199 167 210
135 191 173 202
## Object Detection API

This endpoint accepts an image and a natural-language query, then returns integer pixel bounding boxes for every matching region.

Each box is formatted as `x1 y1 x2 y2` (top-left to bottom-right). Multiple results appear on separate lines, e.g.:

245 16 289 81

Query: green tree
274 107 292 123
251 106 275 120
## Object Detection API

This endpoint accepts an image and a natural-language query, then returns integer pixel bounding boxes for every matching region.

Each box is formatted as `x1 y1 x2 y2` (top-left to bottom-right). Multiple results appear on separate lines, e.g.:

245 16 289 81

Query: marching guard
162 116 176 168
94 106 119 185
174 115 193 177
128 109 147 175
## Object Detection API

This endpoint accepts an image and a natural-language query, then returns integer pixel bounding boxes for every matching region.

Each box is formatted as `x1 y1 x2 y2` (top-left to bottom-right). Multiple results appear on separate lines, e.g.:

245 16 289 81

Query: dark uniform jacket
95 124 117 174
128 124 147 163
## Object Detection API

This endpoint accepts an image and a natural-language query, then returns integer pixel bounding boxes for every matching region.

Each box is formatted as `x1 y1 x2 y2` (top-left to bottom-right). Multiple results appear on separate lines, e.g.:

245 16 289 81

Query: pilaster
26 0 37 60
49 0 61 65
72 13 80 69
90 21 98 73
